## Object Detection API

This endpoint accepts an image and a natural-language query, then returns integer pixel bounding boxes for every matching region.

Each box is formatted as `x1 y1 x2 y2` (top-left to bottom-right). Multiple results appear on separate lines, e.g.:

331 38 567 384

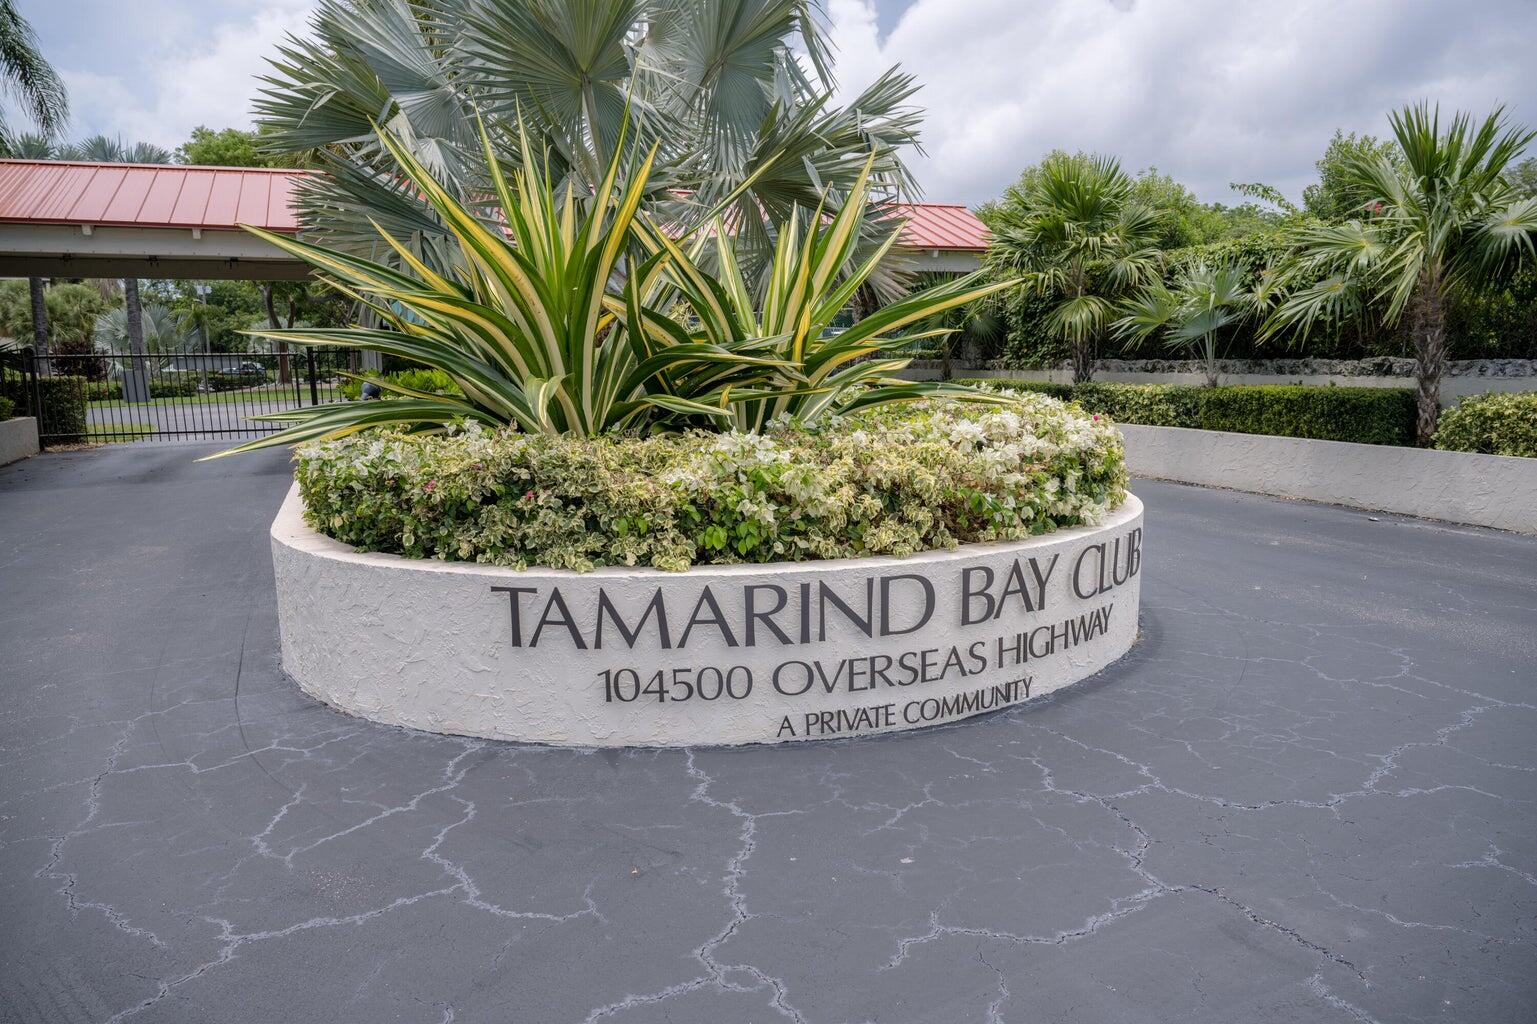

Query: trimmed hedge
295 399 1128 571
1434 392 1537 458
88 376 202 401
963 380 1418 447
0 375 88 442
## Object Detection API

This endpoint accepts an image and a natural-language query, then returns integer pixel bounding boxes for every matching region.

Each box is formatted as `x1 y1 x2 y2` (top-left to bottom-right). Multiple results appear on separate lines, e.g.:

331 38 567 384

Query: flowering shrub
294 395 1127 571
1434 392 1537 458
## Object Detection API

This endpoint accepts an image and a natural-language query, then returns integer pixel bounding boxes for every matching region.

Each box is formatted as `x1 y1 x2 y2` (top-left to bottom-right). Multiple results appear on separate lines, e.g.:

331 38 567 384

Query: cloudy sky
16 0 1537 206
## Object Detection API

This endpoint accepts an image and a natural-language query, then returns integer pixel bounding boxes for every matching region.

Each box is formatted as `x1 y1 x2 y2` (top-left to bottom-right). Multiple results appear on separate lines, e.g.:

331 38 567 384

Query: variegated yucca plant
212 121 1013 456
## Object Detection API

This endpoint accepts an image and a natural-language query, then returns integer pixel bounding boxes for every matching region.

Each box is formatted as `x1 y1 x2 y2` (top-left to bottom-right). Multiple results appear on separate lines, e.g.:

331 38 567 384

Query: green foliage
0 281 108 347
0 395 13 420
86 376 202 401
1115 262 1264 384
1264 103 1537 443
144 281 267 352
961 380 1200 427
293 398 1127 571
1197 385 1416 446
985 152 1164 380
339 368 461 401
0 374 86 441
93 304 193 355
56 134 171 163
1434 392 1537 457
216 123 1010 456
0 0 68 153
980 152 1281 248
175 126 281 167
206 369 270 391
1511 157 1537 199
968 380 1416 445
255 0 922 297
1302 130 1403 222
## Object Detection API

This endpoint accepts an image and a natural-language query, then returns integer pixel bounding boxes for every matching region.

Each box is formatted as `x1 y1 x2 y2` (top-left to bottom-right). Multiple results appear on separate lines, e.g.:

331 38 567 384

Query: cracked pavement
1 443 1533 1023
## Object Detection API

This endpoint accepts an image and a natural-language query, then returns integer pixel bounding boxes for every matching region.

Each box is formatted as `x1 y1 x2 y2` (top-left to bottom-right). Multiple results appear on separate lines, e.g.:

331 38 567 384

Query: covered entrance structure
0 158 990 447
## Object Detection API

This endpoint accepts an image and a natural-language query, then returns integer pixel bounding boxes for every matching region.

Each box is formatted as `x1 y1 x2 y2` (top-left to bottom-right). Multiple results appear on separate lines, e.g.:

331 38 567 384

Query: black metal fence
1 347 355 447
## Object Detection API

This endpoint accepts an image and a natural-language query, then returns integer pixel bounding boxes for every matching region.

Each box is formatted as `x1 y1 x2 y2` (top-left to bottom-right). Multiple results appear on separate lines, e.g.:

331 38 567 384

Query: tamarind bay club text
491 527 1140 737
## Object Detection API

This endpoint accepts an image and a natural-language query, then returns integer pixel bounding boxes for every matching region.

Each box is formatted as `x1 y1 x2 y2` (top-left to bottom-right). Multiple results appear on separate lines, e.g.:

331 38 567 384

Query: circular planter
272 486 1143 747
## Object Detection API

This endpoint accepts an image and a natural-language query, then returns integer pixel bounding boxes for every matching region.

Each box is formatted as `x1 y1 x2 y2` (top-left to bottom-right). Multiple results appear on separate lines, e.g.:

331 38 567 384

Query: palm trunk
124 278 149 402
1409 268 1447 447
263 285 292 384
28 277 48 356
1069 273 1094 383
1071 337 1094 384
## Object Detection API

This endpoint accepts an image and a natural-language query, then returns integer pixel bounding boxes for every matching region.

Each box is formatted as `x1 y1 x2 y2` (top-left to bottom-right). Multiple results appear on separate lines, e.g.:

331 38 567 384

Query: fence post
23 347 44 450
307 348 320 406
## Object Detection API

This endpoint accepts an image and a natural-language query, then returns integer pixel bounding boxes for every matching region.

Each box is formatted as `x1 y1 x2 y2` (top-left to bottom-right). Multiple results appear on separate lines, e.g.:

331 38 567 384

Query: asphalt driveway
1 443 1533 1023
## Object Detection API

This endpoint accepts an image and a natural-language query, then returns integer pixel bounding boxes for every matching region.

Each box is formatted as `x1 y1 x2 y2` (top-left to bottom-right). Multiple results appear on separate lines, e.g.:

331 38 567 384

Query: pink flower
1092 415 1100 421
424 479 437 492
524 489 535 500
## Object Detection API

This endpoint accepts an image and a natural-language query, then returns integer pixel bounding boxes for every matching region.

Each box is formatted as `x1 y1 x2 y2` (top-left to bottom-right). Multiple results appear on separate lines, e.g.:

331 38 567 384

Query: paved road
2 444 1533 1024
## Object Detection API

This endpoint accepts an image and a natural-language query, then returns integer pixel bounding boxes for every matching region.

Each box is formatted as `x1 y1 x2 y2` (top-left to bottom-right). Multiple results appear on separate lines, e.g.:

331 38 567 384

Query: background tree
1301 129 1404 222
56 135 172 163
985 153 1163 382
1510 156 1537 199
254 0 923 295
0 0 67 155
174 125 310 378
1115 262 1267 385
175 126 286 168
1265 104 1537 444
1 1 68 355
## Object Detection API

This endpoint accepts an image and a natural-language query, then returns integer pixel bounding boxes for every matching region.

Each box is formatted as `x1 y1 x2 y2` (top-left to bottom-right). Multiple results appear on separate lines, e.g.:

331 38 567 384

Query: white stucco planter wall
1121 424 1537 534
272 486 1143 747
0 416 39 466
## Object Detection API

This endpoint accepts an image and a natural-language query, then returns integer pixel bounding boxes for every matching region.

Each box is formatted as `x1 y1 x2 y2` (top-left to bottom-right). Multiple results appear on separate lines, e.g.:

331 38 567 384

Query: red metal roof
889 202 990 251
0 159 304 232
0 159 989 251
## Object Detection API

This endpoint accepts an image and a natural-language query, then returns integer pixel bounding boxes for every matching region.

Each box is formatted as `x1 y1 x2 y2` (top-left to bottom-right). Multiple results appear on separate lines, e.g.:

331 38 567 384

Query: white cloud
832 0 1537 206
56 1 315 151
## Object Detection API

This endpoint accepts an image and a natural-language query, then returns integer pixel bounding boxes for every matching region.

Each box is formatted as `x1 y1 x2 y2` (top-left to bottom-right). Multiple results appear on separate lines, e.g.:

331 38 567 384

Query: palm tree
93 305 193 356
56 135 172 163
1264 104 1537 445
1 2 68 356
0 0 67 155
985 153 1163 382
49 136 174 390
1116 262 1267 386
9 131 57 157
254 0 923 295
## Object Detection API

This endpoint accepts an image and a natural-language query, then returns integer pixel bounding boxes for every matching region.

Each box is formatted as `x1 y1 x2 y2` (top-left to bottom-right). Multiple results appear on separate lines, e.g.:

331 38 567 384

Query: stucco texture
272 486 1144 747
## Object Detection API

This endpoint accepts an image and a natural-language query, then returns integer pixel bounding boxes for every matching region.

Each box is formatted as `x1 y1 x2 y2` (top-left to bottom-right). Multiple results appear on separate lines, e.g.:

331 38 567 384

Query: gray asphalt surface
1 443 1534 1024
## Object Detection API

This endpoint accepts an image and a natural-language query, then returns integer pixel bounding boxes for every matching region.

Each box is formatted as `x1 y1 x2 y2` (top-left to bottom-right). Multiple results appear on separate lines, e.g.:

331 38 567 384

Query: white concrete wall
272 487 1144 747
1121 424 1537 534
0 417 39 466
904 366 1536 400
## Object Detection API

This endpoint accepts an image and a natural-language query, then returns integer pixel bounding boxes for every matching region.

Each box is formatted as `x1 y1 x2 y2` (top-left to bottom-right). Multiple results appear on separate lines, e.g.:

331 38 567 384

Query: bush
151 376 201 398
295 397 1127 571
207 370 269 391
0 396 12 421
969 380 1417 446
1073 382 1203 427
0 375 88 442
1434 392 1537 458
338 368 462 402
1195 385 1416 445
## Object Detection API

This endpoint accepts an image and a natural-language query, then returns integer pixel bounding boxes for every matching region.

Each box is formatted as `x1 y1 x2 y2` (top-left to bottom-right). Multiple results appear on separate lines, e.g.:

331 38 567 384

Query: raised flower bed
274 398 1143 746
